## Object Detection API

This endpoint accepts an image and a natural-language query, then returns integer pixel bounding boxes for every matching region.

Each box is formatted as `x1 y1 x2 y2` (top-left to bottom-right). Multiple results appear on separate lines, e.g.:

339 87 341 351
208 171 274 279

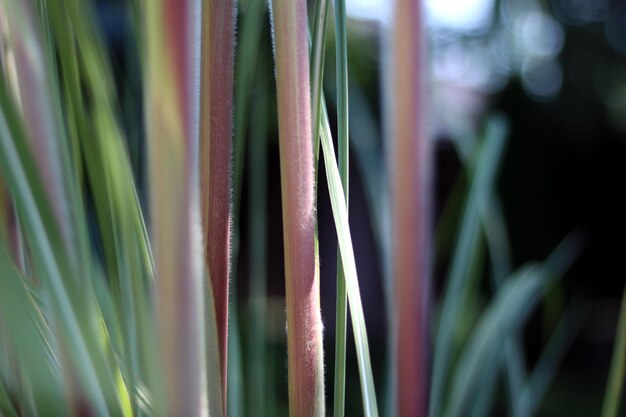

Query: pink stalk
145 0 204 415
271 0 325 415
389 0 430 416
200 1 236 408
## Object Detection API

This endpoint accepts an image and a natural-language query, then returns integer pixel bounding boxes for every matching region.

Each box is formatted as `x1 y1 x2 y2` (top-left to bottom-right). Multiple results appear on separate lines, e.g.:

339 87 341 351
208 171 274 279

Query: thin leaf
430 116 508 417
601 283 626 417
443 235 582 417
333 0 349 416
320 100 379 417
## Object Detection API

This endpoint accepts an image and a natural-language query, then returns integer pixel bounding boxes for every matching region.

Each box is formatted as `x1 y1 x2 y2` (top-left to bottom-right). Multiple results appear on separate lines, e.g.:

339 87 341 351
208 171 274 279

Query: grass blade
320 101 379 417
518 299 589 417
443 235 582 417
333 0 349 416
601 283 626 417
430 116 508 417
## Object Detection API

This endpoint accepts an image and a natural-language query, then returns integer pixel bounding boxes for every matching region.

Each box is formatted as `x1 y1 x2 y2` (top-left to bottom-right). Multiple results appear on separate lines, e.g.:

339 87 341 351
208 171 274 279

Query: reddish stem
272 0 325 415
390 0 431 416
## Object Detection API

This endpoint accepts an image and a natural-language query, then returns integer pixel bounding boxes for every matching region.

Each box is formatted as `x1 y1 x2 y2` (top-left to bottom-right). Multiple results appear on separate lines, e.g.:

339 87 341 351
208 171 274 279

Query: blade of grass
310 0 330 159
0 80 122 417
443 234 582 417
333 0 349 416
320 101 379 417
517 298 589 417
430 116 508 417
247 70 269 417
601 283 626 417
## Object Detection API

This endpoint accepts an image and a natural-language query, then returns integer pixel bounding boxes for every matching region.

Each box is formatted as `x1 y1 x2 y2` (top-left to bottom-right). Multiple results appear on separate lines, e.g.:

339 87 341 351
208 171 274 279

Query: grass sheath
145 0 205 415
200 0 236 409
271 0 325 415
389 0 430 416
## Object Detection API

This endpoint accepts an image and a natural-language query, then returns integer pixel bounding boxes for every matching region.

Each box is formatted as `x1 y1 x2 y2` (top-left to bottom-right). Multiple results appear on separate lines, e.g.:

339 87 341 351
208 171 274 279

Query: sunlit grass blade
271 0 325 414
0 243 68 417
45 4 157 414
144 0 206 414
443 234 582 417
430 116 508 417
0 76 125 417
601 283 626 417
200 3 236 409
320 101 379 417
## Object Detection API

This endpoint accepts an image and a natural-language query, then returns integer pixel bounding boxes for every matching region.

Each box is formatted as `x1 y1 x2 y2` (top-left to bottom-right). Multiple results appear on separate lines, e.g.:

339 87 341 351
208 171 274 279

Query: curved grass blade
518 299 589 417
443 234 582 417
601 283 626 417
320 102 379 417
0 81 122 417
430 116 508 417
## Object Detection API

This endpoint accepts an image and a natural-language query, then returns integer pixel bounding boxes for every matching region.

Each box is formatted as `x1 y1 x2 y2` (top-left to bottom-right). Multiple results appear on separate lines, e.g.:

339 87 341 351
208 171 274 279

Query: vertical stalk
333 0 349 416
271 0 325 415
389 0 430 416
200 0 236 410
145 0 205 415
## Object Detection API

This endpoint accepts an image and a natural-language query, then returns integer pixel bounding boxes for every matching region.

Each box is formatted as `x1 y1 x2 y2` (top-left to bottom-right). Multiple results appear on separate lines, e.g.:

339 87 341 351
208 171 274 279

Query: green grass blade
320 101 379 417
231 4 267 416
246 70 269 417
601 283 626 417
310 0 330 161
333 0 349 416
443 235 582 417
518 299 589 417
0 85 120 417
430 116 508 417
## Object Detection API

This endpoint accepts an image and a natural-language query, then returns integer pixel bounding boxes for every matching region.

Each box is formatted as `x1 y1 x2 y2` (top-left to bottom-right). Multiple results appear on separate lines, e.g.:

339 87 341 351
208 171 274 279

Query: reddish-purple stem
390 0 430 416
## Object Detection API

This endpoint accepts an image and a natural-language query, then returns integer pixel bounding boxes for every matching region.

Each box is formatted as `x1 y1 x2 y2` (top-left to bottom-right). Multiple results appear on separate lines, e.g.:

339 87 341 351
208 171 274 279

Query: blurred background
93 0 626 415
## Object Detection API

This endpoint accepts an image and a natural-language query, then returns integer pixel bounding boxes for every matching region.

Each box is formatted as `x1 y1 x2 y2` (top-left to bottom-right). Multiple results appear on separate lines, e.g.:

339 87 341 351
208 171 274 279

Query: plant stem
200 0 236 411
271 0 325 415
145 0 205 415
389 0 430 416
